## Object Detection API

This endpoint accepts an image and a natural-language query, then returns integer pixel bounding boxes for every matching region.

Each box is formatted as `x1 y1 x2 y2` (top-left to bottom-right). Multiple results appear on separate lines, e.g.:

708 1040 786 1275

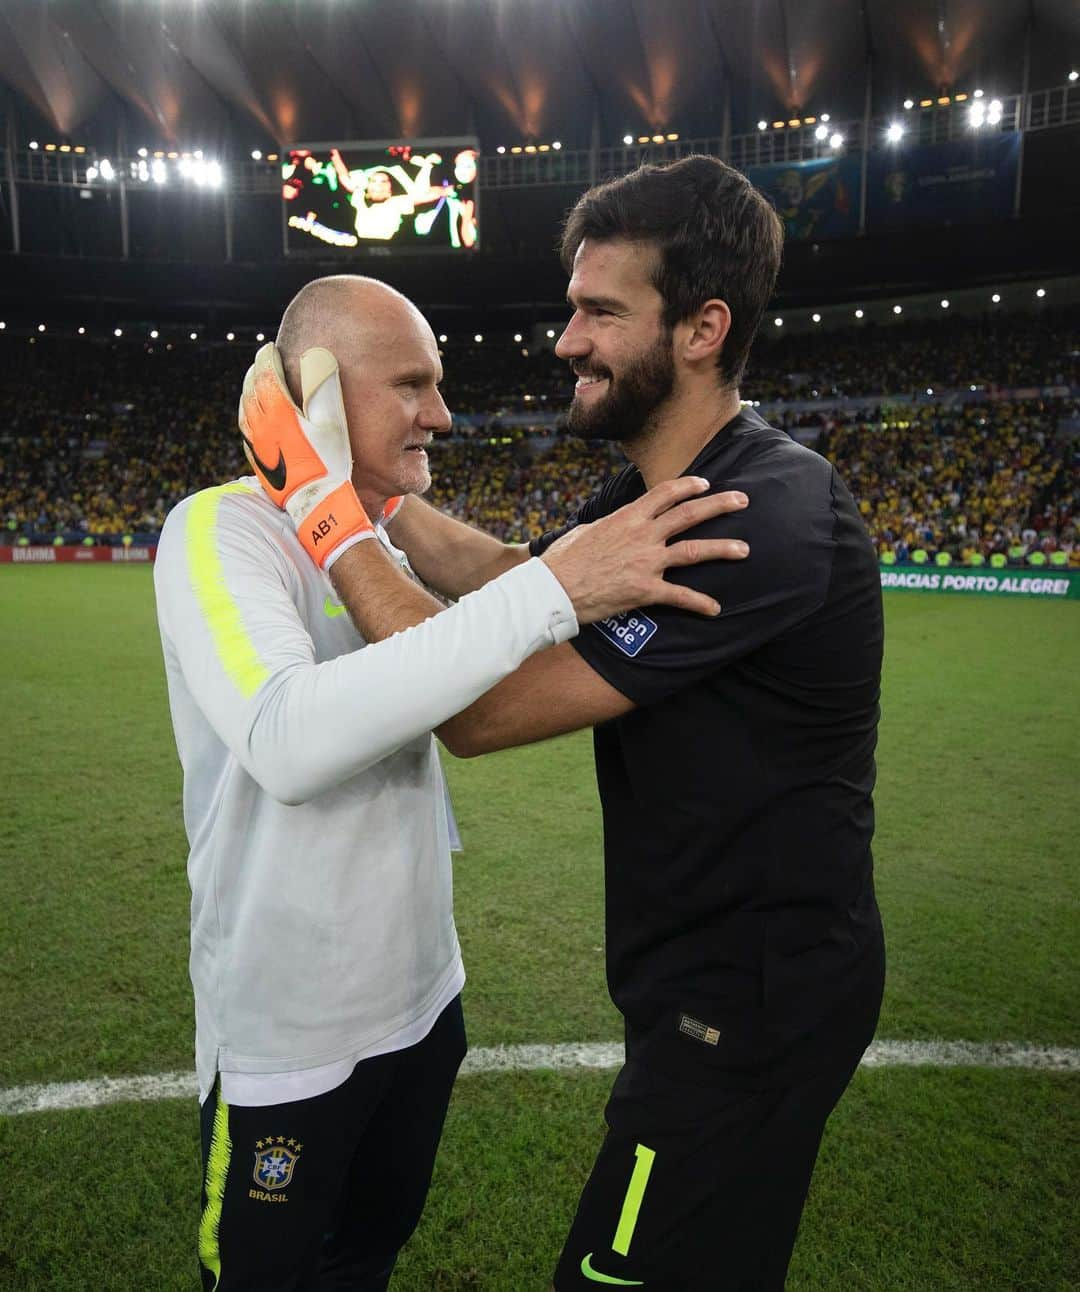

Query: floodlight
623 135 634 144
474 334 483 343
251 150 262 160
991 293 1001 303
774 317 783 327
546 329 556 338
815 125 828 140
829 133 844 149
37 323 45 333
757 121 767 131
987 99 1003 125
513 333 523 342
256 333 265 342
1036 288 1046 298
854 308 864 318
438 334 448 343
114 328 123 337
893 305 902 314
226 332 235 341
903 99 914 110
940 300 950 309
886 122 904 143
812 313 821 323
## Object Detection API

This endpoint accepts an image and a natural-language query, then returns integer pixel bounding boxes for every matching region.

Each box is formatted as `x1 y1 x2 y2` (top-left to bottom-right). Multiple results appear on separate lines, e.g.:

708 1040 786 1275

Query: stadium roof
2 0 1078 151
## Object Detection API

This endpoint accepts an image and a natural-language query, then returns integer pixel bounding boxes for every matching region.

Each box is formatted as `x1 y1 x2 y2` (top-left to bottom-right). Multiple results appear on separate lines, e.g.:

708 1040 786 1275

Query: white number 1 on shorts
612 1143 656 1256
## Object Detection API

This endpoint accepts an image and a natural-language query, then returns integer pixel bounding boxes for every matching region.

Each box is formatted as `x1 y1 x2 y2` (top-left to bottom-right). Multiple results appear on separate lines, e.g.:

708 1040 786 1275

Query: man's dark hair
560 155 784 388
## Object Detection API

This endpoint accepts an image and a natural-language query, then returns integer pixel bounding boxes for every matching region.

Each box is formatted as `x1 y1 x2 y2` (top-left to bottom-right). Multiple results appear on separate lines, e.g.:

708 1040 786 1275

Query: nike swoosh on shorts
580 1252 644 1286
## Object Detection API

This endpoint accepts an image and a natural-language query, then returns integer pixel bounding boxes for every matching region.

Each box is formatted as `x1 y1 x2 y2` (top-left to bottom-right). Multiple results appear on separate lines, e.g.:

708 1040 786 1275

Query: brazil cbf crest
253 1137 302 1190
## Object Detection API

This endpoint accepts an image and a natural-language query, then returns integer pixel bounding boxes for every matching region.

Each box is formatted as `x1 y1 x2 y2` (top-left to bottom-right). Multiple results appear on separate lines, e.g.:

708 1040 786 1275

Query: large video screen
283 139 479 254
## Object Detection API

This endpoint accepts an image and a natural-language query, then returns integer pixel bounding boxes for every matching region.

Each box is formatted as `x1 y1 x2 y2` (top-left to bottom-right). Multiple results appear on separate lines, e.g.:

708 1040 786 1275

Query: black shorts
198 996 466 1292
552 1052 862 1292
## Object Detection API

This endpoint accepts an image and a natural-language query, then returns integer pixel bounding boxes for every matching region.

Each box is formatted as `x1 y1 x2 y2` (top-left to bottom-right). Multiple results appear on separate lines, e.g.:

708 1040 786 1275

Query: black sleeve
528 465 638 557
570 452 839 707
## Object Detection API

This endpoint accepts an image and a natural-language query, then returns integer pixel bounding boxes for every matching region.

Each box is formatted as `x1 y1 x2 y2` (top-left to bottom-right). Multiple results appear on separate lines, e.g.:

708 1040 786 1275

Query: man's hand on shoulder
542 477 750 623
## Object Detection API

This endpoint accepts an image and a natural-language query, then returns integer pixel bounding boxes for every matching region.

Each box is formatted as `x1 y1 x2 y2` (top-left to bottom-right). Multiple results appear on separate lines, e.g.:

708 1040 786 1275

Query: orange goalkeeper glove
239 344 399 569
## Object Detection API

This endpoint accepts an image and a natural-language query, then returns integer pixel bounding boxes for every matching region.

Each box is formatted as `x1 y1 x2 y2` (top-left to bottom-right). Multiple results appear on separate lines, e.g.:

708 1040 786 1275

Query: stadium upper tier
1 308 1077 568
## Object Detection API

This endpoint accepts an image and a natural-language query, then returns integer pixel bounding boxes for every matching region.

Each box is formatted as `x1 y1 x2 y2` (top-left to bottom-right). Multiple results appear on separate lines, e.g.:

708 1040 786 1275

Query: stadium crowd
1 306 1077 567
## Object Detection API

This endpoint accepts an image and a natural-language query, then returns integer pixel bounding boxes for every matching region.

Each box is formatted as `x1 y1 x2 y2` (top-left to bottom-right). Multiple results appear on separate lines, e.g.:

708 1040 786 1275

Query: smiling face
454 150 478 184
335 297 451 504
555 238 676 443
365 170 394 203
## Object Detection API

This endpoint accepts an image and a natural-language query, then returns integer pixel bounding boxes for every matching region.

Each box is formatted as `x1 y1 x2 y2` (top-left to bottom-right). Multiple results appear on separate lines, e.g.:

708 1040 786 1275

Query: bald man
154 274 748 1292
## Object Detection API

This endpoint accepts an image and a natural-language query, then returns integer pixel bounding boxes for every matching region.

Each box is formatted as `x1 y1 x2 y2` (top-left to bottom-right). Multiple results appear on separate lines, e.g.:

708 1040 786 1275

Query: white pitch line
1 1040 1076 1118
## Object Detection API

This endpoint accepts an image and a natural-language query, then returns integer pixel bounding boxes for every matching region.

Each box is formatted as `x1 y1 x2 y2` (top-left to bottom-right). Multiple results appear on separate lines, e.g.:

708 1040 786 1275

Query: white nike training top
154 479 577 1104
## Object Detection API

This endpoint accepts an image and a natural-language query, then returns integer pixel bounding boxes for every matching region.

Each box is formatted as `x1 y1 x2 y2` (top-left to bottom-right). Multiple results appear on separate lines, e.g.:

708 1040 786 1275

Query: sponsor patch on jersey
678 1013 721 1046
593 611 658 658
253 1137 302 1191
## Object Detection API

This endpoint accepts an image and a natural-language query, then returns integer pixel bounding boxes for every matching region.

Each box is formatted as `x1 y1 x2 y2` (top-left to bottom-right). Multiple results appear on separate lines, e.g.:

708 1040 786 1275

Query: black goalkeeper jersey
531 408 885 1087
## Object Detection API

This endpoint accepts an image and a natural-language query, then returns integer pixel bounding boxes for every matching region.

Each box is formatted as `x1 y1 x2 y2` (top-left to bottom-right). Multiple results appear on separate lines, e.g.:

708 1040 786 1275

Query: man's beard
567 332 675 443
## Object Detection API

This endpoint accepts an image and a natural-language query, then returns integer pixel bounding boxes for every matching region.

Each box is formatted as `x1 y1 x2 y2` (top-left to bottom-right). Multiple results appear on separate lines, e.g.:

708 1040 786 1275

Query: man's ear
679 299 732 367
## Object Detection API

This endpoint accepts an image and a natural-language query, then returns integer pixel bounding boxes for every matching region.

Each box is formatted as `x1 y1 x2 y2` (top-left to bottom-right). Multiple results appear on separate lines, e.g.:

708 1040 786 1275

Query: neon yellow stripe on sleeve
186 484 269 700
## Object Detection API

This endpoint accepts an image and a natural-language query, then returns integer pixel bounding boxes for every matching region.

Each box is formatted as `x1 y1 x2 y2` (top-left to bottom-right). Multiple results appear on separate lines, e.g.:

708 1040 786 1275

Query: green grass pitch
0 567 1077 1289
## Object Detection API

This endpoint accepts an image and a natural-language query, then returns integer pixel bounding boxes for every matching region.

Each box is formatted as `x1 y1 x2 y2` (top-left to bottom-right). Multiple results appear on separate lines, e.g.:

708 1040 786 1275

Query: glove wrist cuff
294 481 374 569
381 495 405 525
